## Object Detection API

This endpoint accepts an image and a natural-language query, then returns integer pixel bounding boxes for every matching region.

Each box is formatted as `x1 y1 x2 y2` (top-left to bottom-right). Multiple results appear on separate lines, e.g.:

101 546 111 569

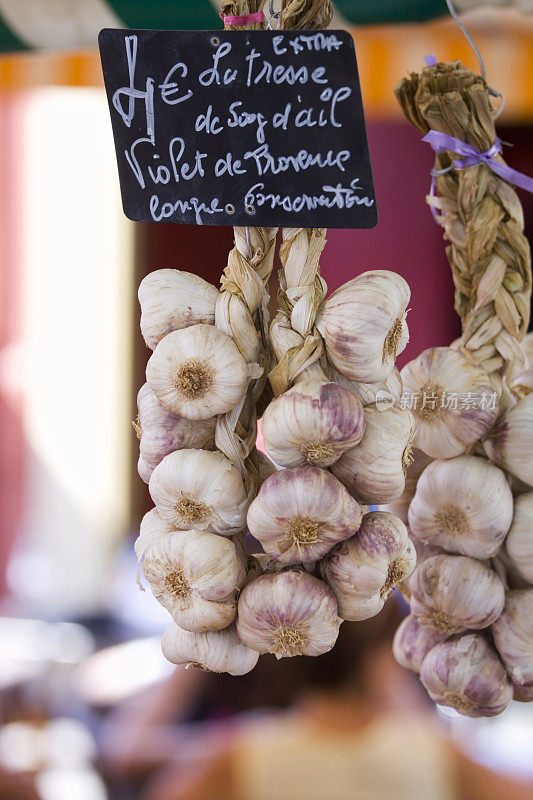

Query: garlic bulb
331 366 402 407
247 467 362 564
261 381 365 468
134 507 175 562
408 456 513 559
393 615 448 673
505 493 533 583
401 347 499 459
321 511 416 621
332 404 414 505
149 449 249 536
139 269 219 349
484 393 533 488
316 270 410 382
514 331 533 392
383 449 433 526
410 553 505 634
419 634 513 717
237 571 341 658
162 622 259 675
146 324 261 420
136 383 216 482
143 530 246 632
492 589 533 698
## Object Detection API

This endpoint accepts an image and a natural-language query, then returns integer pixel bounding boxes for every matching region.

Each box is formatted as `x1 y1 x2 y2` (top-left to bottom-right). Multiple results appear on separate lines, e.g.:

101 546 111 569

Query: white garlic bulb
237 571 341 658
134 507 175 562
484 393 533 488
136 383 216 482
401 347 499 459
139 269 219 349
393 615 448 673
410 553 505 634
420 634 513 717
332 404 414 505
492 589 533 699
146 324 262 420
408 456 513 559
143 530 246 632
331 366 403 407
316 270 410 382
261 380 365 468
149 449 249 536
247 467 362 565
162 622 259 675
383 449 433 526
505 493 533 584
321 511 416 621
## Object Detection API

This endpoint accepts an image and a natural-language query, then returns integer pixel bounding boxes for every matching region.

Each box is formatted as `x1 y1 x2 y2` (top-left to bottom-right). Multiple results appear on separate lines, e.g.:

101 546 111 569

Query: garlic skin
261 381 365 468
384 449 433 526
136 383 216 482
410 554 505 635
139 269 219 349
492 589 533 698
393 615 448 673
162 623 259 675
321 511 416 621
237 571 341 659
514 331 533 392
484 393 533 488
147 324 261 420
401 347 499 459
419 634 513 717
135 507 175 562
143 530 246 632
332 404 414 505
247 467 362 565
408 456 513 559
505 493 533 583
149 449 249 536
316 270 410 383
331 367 402 407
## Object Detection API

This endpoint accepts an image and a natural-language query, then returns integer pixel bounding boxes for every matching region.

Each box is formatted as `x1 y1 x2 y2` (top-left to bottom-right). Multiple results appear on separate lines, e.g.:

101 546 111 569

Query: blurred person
134 604 533 800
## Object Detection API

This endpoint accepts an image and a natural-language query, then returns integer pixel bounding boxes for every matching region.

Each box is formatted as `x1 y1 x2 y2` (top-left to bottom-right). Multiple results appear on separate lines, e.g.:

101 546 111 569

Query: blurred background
0 2 532 799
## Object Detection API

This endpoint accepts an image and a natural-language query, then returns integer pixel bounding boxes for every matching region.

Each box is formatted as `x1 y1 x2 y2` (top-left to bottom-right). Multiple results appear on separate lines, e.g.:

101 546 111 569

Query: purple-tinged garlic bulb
331 366 402 407
483 393 533 488
505 492 533 584
420 634 513 717
320 511 416 621
143 530 246 632
384 448 433 526
139 269 218 350
316 270 410 383
261 380 365 468
237 571 341 659
136 383 216 482
247 467 362 565
332 404 414 505
401 347 499 459
408 456 513 559
410 554 505 635
393 615 449 673
162 623 258 675
149 449 249 536
146 324 261 420
492 589 533 701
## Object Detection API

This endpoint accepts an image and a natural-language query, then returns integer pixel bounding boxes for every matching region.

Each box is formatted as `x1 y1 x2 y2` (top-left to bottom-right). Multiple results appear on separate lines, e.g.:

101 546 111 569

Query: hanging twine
216 3 278 492
267 0 332 395
394 60 532 385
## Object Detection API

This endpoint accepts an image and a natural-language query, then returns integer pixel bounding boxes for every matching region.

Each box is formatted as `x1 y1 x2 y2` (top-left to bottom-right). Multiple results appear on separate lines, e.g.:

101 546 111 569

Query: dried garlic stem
395 61 531 387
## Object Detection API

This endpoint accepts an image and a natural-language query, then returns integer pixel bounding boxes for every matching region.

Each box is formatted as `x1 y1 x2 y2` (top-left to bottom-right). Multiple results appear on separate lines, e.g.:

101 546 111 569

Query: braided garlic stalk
392 60 533 715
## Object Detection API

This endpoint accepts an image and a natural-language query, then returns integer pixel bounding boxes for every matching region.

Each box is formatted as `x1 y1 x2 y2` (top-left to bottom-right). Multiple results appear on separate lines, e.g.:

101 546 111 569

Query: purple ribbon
422 130 533 222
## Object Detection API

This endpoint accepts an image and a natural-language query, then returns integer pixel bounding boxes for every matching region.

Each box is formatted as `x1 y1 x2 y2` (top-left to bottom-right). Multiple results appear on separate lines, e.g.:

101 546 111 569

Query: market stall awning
0 1 450 53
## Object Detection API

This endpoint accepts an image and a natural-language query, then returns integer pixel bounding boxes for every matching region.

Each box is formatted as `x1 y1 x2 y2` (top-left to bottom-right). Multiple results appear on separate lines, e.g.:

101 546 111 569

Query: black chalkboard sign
99 29 377 228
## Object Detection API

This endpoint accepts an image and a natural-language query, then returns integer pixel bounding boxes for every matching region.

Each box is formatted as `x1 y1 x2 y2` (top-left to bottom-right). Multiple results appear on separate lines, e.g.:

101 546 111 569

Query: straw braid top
221 0 268 29
395 61 532 385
